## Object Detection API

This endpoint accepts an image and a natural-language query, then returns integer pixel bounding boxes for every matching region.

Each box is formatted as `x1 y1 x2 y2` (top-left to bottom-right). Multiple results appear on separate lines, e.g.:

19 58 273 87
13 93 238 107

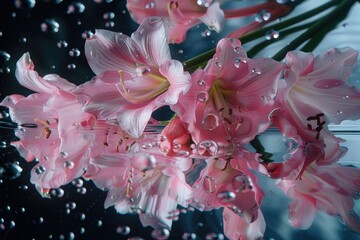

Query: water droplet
202 113 220 130
97 220 103 227
159 135 167 142
201 29 211 37
217 191 236 202
41 18 60 33
265 29 280 40
255 10 271 22
59 151 68 158
116 226 130 235
313 79 344 89
105 21 115 28
231 174 253 192
151 229 170 240
197 91 209 102
67 2 85 14
135 65 150 76
131 153 156 171
103 11 115 20
14 0 36 9
50 188 64 198
145 2 155 9
234 46 242 53
0 67 10 74
19 185 28 191
69 48 81 57
202 176 217 193
81 30 94 39
196 0 214 7
182 232 197 240
64 160 74 169
35 165 46 175
67 63 76 69
178 49 184 54
71 178 83 187
234 58 247 68
65 201 77 210
9 220 15 229
197 140 218 155
342 95 349 99
77 187 87 194
18 37 27 43
251 68 261 74
198 79 205 86
0 141 7 148
0 51 11 62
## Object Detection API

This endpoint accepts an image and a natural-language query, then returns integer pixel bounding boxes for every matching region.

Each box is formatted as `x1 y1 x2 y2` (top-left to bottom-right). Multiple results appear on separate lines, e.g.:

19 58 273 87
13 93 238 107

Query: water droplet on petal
313 79 344 89
217 191 236 202
64 160 74 169
197 91 209 102
202 176 217 193
145 2 155 9
131 153 156 171
136 65 150 76
197 140 218 155
202 113 219 130
231 174 253 192
251 68 261 75
35 165 46 175
59 151 68 158
198 79 205 86
196 0 214 7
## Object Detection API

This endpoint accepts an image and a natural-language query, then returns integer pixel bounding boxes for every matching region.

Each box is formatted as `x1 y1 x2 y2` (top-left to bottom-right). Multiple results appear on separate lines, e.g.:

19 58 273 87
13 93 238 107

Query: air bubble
67 2 85 14
50 188 65 198
41 18 60 33
0 51 11 62
196 0 214 7
35 165 46 175
77 187 87 194
103 12 115 20
72 178 83 187
105 21 115 28
14 0 36 9
0 141 7 148
81 30 94 39
69 48 81 57
151 228 170 240
67 63 76 69
116 226 130 235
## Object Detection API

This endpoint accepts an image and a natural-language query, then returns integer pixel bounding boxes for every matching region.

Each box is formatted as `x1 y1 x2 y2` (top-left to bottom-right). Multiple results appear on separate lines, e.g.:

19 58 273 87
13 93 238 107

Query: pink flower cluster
2 17 360 239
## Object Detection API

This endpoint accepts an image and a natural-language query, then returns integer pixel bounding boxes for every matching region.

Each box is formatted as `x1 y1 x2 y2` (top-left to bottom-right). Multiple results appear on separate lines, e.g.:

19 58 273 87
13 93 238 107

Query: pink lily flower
84 18 190 138
278 160 360 233
277 47 360 143
175 38 283 146
126 0 225 43
191 151 267 238
1 53 94 195
84 151 192 229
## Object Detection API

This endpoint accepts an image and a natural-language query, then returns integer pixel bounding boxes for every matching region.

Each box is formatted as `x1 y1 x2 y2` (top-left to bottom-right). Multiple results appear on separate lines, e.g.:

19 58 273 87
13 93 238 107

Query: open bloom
175 38 283 146
84 149 192 230
0 53 93 195
126 0 225 43
278 159 360 233
83 18 190 138
277 47 360 142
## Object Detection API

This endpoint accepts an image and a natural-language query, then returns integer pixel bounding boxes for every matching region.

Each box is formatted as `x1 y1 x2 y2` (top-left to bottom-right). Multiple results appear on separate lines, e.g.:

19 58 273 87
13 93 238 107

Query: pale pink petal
223 208 265 240
199 2 224 32
131 18 171 66
85 29 147 75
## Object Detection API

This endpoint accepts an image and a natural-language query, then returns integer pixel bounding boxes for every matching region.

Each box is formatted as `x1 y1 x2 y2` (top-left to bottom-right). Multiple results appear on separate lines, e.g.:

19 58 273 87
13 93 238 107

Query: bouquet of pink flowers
1 0 360 239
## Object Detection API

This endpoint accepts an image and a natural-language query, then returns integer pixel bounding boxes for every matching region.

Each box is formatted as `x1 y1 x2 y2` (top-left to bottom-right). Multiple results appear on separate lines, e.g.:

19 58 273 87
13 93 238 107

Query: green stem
272 0 357 60
247 21 314 58
183 0 340 71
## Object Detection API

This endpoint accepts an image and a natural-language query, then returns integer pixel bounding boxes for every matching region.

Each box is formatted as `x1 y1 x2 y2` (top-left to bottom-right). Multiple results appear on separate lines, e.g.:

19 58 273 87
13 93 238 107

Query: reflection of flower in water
1 0 360 239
